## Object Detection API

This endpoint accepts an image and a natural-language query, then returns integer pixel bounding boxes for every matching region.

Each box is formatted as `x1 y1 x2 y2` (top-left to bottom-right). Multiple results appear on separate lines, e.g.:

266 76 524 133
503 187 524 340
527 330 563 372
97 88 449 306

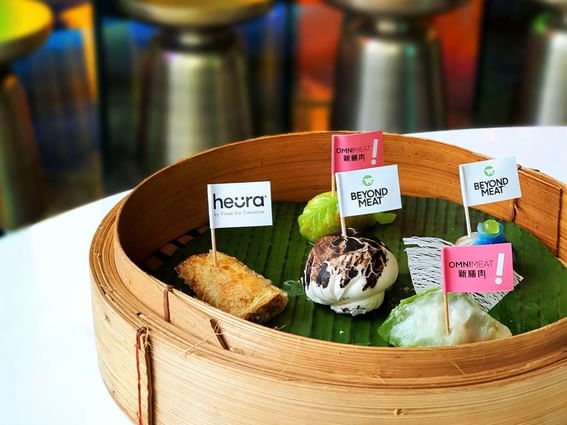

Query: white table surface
1 127 566 424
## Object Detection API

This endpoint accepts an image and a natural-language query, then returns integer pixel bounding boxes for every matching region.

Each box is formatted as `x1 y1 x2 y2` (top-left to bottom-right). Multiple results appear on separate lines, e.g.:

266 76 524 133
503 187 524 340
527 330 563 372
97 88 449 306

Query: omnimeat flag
459 157 522 207
441 243 514 293
335 165 402 218
332 131 384 175
207 181 272 229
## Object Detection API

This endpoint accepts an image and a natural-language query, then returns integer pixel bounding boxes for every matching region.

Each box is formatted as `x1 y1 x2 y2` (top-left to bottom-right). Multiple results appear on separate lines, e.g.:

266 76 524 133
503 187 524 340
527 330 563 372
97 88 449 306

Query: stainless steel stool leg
331 16 445 132
116 0 273 173
326 0 466 132
521 6 567 124
139 28 252 173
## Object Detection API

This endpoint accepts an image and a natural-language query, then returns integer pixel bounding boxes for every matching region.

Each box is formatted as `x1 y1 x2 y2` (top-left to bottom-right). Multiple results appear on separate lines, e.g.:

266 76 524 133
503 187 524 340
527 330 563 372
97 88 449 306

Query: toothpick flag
331 131 384 192
459 157 521 236
441 243 514 294
440 242 514 333
335 165 402 219
459 157 521 207
207 182 272 229
207 181 272 264
332 131 384 174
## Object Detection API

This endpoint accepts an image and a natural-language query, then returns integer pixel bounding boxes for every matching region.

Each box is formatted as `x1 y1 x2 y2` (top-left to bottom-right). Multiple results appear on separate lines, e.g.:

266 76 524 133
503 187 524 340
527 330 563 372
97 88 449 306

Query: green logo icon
362 175 373 186
484 165 495 177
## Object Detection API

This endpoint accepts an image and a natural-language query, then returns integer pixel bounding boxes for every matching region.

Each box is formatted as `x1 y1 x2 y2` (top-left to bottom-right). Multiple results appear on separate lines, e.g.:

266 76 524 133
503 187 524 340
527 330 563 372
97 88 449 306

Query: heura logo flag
459 157 521 207
335 165 401 217
207 181 272 229
441 243 514 293
331 131 384 174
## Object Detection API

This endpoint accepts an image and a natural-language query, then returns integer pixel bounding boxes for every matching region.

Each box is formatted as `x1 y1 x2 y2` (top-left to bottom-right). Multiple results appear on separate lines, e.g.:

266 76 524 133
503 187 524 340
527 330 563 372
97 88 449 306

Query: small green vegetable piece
298 192 376 242
480 219 500 235
373 212 397 225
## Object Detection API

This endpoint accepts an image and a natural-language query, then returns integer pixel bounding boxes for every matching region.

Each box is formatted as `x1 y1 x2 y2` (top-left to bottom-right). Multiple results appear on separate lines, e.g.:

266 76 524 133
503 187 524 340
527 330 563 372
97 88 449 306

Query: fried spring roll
176 251 288 323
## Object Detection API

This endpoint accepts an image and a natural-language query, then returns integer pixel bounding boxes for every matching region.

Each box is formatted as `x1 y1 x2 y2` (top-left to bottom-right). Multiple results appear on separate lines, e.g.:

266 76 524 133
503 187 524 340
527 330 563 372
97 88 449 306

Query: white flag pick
207 181 272 229
207 181 272 264
459 157 521 236
335 165 402 236
459 157 522 207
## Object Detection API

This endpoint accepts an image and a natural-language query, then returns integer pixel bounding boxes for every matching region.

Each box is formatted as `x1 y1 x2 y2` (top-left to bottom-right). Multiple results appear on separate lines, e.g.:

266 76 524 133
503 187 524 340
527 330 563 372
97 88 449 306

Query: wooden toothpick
340 216 347 239
335 172 347 238
441 247 450 335
444 292 450 335
459 164 473 238
331 173 336 194
210 227 218 266
464 205 472 238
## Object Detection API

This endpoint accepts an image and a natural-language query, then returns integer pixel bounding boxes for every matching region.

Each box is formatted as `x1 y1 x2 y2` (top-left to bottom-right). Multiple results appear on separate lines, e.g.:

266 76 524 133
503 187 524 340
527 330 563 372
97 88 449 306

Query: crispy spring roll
176 251 288 323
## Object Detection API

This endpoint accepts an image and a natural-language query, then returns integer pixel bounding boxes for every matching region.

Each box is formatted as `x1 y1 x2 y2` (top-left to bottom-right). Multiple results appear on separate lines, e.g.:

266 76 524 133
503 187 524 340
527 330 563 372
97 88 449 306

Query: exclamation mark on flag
371 138 379 165
495 253 505 284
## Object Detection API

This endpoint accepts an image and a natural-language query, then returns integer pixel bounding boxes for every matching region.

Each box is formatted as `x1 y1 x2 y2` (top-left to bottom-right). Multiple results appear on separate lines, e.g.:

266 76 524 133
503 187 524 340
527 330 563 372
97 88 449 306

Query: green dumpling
378 289 511 347
298 191 396 242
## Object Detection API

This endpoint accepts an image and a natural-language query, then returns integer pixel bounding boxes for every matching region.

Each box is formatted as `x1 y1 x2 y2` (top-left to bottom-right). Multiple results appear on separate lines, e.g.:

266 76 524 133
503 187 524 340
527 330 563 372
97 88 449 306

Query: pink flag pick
441 243 514 294
331 131 384 175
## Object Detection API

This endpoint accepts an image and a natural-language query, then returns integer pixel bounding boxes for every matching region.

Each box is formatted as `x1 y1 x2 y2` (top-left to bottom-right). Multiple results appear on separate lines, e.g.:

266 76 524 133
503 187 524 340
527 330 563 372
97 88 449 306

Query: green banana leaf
153 196 567 346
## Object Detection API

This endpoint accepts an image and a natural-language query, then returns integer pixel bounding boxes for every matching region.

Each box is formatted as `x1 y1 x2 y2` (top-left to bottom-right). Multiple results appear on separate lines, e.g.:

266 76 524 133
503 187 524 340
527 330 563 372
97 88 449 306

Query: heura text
213 194 266 209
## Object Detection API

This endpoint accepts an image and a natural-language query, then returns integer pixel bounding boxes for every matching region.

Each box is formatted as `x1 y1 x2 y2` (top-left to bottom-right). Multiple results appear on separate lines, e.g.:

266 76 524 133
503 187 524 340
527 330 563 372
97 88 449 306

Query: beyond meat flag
459 157 521 236
459 157 522 207
335 165 402 218
335 165 401 237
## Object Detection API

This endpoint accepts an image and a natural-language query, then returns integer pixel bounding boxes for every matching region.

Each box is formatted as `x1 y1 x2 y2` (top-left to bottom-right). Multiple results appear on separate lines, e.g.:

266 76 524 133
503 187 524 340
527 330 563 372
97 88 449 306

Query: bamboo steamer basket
90 132 567 425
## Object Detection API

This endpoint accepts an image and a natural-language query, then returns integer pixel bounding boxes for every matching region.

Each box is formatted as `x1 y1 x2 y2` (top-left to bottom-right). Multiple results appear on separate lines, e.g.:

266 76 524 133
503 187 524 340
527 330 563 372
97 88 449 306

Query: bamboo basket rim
126 130 567 195
103 131 567 385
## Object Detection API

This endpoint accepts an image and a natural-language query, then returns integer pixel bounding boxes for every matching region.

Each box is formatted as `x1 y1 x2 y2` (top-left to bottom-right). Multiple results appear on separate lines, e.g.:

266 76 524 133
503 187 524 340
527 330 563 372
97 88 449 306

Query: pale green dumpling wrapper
298 191 396 242
378 289 512 347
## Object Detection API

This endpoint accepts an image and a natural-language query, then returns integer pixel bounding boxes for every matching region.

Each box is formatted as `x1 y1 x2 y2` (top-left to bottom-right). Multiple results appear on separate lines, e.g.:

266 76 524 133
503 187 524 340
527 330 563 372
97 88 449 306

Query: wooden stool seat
0 0 52 63
118 0 273 28
326 0 466 17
